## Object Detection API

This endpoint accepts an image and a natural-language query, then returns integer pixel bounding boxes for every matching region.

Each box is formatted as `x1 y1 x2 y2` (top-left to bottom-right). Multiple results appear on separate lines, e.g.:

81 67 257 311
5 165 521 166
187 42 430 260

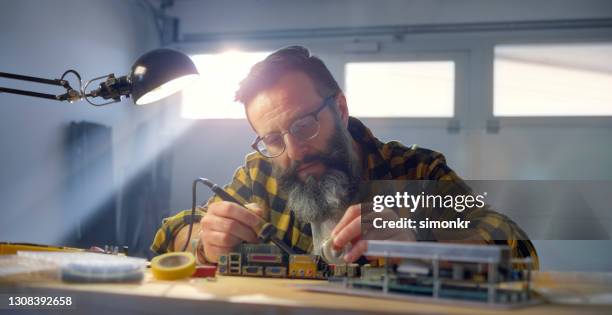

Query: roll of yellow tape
151 252 196 280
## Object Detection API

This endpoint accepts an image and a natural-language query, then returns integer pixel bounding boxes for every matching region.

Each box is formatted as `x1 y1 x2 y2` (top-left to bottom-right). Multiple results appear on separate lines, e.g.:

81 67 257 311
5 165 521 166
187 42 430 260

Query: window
494 43 612 117
181 51 270 119
345 61 455 118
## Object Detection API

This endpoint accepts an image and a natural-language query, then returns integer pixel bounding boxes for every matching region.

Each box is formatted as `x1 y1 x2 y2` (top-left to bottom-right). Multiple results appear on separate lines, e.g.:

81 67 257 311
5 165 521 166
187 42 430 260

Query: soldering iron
182 178 295 256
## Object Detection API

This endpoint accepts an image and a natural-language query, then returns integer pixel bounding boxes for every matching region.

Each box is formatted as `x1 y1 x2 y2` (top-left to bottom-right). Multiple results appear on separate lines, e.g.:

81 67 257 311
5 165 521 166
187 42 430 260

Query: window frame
339 49 469 131
172 26 612 128
486 29 612 128
344 57 458 119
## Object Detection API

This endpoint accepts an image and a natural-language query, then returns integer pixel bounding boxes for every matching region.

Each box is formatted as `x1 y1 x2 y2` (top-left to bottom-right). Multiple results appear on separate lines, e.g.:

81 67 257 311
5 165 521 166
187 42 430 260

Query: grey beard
287 169 351 224
276 118 361 224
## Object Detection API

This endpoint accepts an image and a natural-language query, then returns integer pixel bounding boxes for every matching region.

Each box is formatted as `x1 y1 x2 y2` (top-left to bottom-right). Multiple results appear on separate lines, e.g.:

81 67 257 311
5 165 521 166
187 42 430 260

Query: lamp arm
0 71 82 102
0 86 61 101
0 71 68 87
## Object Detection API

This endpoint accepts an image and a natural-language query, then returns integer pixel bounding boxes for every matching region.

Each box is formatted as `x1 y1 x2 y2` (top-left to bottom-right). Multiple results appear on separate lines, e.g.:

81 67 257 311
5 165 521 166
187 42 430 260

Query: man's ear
335 93 349 127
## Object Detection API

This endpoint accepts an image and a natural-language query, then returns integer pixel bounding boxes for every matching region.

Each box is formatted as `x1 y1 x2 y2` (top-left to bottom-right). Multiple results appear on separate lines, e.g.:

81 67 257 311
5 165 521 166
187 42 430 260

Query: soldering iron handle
199 178 243 205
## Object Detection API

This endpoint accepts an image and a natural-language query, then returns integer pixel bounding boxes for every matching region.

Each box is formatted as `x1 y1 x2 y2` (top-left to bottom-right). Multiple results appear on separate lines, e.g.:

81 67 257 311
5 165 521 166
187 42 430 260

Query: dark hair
235 46 341 106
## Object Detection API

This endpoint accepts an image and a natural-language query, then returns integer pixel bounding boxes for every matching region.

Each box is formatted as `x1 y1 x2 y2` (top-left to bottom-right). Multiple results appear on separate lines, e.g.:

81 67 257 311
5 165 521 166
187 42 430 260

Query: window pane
494 43 612 117
181 51 270 119
345 61 455 117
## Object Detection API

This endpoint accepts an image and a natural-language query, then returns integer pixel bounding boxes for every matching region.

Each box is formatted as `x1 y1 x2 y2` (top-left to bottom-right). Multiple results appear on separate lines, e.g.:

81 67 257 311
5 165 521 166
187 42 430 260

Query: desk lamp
0 48 198 106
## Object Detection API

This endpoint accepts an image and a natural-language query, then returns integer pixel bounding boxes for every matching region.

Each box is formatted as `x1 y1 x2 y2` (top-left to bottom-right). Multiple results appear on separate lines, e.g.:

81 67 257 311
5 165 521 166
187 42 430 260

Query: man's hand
200 202 265 263
331 203 417 263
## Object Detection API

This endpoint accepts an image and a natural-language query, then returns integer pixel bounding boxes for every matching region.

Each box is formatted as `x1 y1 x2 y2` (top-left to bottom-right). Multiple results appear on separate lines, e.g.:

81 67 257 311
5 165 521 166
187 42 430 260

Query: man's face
246 71 360 223
246 71 346 180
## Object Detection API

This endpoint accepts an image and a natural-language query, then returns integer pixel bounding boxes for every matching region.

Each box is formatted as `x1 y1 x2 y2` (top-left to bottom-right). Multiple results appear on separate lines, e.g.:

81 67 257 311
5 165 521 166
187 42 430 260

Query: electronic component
217 243 330 279
300 241 538 308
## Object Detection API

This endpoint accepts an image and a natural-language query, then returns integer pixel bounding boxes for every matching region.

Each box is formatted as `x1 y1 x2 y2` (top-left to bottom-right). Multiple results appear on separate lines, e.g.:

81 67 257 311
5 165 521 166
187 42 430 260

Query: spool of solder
321 237 350 265
151 252 196 280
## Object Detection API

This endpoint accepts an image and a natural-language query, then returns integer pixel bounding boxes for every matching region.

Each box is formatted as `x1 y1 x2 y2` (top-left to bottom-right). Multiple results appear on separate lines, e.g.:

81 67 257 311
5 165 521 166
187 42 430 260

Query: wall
171 0 612 34
0 0 163 248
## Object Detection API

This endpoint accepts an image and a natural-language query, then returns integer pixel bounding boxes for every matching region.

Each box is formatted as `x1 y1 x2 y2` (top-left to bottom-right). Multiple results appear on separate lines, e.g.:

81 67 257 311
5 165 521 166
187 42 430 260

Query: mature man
151 46 538 267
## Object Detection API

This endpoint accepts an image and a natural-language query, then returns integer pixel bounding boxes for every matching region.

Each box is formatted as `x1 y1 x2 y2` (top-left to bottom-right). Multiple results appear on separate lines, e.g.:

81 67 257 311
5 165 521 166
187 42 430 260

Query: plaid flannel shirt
151 117 539 268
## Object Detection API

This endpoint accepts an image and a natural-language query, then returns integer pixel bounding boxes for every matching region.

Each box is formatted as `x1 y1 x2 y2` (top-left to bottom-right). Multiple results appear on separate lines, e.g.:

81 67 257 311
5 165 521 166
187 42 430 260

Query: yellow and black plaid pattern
151 117 539 268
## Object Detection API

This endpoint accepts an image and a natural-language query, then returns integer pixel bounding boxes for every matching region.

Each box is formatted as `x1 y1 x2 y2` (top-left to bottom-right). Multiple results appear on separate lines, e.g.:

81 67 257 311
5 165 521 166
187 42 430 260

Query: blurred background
1 0 611 271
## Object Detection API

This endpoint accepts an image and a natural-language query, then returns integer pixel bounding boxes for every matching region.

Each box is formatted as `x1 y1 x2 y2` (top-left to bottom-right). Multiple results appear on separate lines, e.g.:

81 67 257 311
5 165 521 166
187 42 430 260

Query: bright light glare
494 58 612 117
181 51 270 119
345 61 455 117
136 74 199 105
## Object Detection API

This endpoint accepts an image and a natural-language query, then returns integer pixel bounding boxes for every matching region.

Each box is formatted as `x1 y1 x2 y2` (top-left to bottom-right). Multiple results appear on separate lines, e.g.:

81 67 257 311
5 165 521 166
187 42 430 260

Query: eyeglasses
252 95 335 158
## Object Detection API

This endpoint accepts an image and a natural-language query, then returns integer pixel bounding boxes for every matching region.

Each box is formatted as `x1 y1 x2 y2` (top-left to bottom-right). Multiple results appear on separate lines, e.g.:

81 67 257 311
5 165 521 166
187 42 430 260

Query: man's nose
284 133 308 161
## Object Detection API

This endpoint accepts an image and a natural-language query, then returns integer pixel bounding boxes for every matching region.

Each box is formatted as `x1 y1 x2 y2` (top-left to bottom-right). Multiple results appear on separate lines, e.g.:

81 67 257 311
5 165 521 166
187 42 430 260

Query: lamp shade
130 49 199 105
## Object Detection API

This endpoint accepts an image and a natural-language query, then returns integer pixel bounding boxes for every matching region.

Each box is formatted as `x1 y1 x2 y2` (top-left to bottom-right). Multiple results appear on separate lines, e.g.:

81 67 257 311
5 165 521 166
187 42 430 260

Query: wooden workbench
1 271 611 314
